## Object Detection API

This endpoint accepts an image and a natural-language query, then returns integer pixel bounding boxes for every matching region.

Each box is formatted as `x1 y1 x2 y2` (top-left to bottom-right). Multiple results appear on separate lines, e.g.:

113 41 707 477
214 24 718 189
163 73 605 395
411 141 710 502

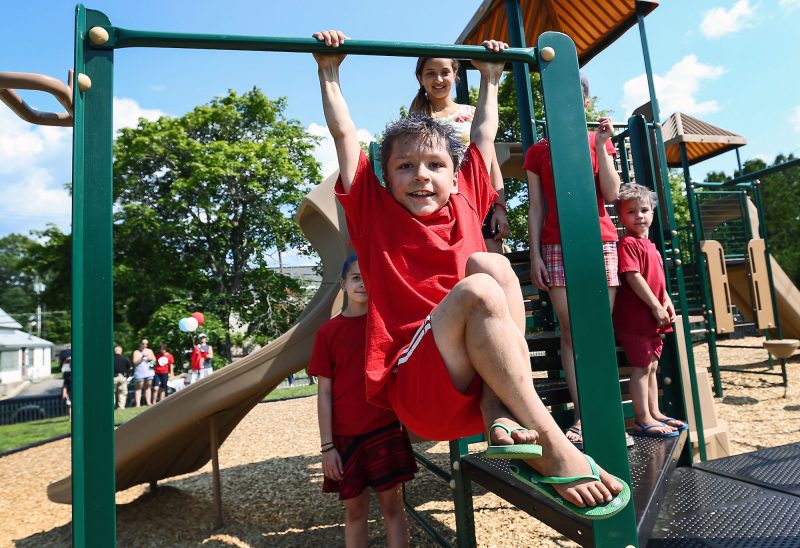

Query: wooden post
210 414 224 529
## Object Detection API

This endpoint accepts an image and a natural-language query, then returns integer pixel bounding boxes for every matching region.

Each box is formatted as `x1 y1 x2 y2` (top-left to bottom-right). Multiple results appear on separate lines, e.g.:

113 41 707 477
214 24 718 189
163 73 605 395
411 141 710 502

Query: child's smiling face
619 198 654 238
384 135 458 217
417 58 457 103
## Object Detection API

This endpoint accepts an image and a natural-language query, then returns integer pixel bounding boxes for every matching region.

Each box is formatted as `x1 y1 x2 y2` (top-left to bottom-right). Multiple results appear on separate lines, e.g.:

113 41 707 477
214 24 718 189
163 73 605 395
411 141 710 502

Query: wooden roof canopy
662 112 747 167
456 0 658 66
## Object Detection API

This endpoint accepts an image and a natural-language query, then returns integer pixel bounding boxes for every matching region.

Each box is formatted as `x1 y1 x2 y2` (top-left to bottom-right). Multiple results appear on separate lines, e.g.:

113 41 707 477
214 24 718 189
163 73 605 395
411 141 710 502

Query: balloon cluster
178 312 205 333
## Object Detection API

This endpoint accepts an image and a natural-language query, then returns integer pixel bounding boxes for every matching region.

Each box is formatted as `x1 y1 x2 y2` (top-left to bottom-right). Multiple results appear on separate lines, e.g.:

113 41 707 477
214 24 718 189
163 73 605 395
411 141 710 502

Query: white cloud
621 55 726 118
0 168 71 231
308 122 374 178
700 0 757 38
780 0 800 11
0 109 71 175
113 97 165 135
791 105 800 132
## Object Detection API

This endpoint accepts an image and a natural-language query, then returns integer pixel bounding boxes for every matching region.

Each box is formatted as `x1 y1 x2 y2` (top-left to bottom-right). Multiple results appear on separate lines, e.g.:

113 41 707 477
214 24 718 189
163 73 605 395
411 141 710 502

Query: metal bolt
672 248 680 255
674 259 682 266
452 461 460 471
540 46 556 62
77 73 92 92
449 480 457 490
663 376 672 385
88 26 109 45
671 230 678 237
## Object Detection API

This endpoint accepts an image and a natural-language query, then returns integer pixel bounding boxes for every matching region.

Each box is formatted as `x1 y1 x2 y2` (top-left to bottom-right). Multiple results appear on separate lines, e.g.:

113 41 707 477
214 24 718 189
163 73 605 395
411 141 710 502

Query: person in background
113 345 132 409
61 356 72 418
153 343 175 403
197 334 214 380
132 339 156 407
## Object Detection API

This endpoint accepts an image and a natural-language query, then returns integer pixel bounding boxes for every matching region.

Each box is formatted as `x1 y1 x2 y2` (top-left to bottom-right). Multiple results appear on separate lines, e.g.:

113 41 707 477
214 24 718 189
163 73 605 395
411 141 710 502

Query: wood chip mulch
1 336 798 547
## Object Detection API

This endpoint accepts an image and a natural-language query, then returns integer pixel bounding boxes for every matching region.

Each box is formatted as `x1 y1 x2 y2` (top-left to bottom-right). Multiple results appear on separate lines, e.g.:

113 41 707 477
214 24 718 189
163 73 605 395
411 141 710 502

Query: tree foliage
112 88 321 358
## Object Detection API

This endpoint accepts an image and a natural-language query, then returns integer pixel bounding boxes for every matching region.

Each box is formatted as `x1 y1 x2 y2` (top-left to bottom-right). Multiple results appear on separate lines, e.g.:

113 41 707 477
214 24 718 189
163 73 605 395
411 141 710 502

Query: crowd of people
60 336 215 411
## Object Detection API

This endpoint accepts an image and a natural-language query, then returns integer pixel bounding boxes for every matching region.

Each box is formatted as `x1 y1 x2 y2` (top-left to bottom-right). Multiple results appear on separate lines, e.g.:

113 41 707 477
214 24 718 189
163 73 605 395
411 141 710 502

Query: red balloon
191 312 205 326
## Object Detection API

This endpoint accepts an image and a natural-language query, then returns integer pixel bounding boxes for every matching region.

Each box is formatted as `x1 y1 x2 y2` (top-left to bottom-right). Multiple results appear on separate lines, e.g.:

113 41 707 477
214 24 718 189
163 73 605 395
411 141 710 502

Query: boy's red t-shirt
612 235 673 336
308 314 396 436
336 143 496 408
523 131 618 245
154 351 174 374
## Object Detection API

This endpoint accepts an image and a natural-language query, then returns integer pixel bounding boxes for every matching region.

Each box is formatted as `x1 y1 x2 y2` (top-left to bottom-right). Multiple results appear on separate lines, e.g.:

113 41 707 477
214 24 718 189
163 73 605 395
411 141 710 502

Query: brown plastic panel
747 239 775 330
699 240 734 334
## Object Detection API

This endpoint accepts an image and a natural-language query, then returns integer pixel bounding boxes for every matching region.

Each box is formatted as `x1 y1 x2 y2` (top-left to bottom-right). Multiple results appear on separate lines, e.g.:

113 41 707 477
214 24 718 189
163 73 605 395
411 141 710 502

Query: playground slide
48 172 350 503
727 259 800 340
700 195 800 340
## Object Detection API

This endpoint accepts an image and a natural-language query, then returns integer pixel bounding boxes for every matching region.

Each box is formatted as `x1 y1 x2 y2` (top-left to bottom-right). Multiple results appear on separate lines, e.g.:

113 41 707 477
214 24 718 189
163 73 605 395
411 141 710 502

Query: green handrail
90 27 538 64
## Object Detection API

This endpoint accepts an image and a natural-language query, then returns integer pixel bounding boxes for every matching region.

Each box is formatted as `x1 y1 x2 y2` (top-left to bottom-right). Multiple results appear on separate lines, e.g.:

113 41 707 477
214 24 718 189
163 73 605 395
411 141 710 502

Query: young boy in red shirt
312 29 628 516
613 183 687 437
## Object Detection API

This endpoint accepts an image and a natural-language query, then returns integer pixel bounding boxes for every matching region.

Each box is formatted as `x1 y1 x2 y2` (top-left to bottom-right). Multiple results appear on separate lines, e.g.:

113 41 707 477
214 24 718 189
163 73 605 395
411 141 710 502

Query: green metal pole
752 182 789 387
680 144 723 398
504 0 538 150
636 8 706 462
71 5 116 546
88 27 538 63
537 31 637 548
449 439 477 548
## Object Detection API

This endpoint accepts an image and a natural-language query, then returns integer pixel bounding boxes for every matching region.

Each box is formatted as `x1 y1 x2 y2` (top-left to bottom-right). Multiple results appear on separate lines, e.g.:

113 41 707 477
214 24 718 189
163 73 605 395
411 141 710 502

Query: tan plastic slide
700 195 800 340
48 172 350 503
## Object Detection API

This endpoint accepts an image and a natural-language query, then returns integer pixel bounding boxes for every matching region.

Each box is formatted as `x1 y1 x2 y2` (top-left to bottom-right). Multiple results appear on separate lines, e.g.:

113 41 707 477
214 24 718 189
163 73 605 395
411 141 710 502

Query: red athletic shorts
617 332 663 368
387 316 485 441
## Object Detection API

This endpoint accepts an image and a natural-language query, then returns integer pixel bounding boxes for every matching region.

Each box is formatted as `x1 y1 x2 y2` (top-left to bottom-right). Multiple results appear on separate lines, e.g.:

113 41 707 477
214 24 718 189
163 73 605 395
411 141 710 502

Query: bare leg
630 361 673 435
142 380 152 406
376 486 410 548
548 288 580 440
134 383 142 408
343 490 370 548
648 361 685 428
431 265 622 507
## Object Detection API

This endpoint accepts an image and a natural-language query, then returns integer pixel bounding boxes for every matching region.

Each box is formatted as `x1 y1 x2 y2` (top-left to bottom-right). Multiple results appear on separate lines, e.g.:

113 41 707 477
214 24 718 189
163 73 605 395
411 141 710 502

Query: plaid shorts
541 242 620 287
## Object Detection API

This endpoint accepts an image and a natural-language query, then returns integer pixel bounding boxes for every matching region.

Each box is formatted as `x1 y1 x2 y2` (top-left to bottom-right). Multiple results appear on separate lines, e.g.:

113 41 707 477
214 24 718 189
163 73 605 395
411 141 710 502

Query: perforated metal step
695 443 800 497
648 467 800 547
461 434 684 547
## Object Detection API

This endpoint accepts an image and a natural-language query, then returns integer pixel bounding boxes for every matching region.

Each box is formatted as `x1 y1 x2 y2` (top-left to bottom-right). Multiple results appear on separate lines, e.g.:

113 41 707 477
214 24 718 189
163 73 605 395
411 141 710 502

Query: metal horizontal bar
94 27 538 63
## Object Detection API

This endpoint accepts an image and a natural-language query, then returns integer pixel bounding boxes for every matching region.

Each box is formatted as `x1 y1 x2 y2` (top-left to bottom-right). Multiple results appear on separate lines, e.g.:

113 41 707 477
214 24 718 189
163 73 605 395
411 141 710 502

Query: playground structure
661 112 800 397
2 1 800 547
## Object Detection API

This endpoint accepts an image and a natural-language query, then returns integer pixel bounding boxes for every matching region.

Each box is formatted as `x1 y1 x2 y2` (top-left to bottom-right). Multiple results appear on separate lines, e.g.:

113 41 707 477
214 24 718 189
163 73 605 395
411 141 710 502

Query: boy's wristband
493 202 507 213
321 441 333 447
321 445 336 453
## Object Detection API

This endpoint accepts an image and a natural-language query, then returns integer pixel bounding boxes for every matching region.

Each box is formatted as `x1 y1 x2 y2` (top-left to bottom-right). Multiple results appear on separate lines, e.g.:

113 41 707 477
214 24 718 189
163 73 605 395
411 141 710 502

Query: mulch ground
1 336 798 547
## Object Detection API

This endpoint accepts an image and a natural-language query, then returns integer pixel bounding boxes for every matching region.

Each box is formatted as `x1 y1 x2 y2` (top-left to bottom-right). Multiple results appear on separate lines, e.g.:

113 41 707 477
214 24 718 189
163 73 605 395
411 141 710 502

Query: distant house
0 308 53 387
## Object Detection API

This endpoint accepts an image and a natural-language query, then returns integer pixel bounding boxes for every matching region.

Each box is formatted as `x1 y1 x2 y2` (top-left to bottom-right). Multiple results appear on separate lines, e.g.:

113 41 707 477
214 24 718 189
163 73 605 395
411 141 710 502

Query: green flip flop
482 422 542 460
508 455 630 520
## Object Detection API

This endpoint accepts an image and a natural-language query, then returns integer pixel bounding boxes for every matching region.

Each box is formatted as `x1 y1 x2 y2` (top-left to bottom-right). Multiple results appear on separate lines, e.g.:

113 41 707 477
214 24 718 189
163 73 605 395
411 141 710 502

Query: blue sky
1 0 799 263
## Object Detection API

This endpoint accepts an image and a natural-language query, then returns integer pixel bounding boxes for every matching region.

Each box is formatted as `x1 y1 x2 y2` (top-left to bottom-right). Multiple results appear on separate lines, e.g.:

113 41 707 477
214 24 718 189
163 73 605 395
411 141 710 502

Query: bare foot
525 434 623 507
633 421 675 435
488 417 539 447
565 422 582 445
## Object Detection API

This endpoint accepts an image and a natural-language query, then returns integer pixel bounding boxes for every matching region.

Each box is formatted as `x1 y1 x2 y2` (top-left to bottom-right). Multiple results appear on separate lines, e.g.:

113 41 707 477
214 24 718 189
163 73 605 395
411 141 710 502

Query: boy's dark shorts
387 316 484 441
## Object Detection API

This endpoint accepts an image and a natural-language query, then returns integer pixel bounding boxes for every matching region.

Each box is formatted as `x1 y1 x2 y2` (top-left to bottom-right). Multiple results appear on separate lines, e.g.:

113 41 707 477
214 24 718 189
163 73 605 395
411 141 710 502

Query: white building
0 308 53 388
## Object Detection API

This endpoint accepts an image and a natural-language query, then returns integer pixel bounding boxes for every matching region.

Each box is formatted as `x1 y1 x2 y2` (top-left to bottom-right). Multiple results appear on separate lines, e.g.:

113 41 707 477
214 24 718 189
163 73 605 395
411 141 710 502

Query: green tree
0 233 37 324
113 88 321 359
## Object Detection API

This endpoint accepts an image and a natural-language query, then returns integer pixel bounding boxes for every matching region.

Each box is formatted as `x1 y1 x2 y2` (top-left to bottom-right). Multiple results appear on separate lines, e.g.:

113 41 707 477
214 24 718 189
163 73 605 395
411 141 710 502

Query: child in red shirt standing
313 30 628 519
310 256 417 546
153 343 175 403
613 183 687 437
524 75 622 449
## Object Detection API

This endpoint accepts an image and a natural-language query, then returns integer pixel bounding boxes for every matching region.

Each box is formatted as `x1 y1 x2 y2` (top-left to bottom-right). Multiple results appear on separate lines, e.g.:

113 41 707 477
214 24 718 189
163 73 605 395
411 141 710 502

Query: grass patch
264 383 317 401
0 406 149 453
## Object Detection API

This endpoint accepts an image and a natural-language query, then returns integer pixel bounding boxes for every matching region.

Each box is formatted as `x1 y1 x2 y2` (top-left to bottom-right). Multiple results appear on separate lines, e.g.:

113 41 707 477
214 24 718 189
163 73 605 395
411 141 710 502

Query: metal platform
648 467 800 547
461 433 685 547
695 442 800 497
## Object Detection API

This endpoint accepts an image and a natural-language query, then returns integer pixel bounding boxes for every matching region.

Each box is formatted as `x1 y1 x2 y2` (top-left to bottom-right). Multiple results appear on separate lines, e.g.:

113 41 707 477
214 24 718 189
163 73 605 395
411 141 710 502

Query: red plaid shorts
541 242 619 287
